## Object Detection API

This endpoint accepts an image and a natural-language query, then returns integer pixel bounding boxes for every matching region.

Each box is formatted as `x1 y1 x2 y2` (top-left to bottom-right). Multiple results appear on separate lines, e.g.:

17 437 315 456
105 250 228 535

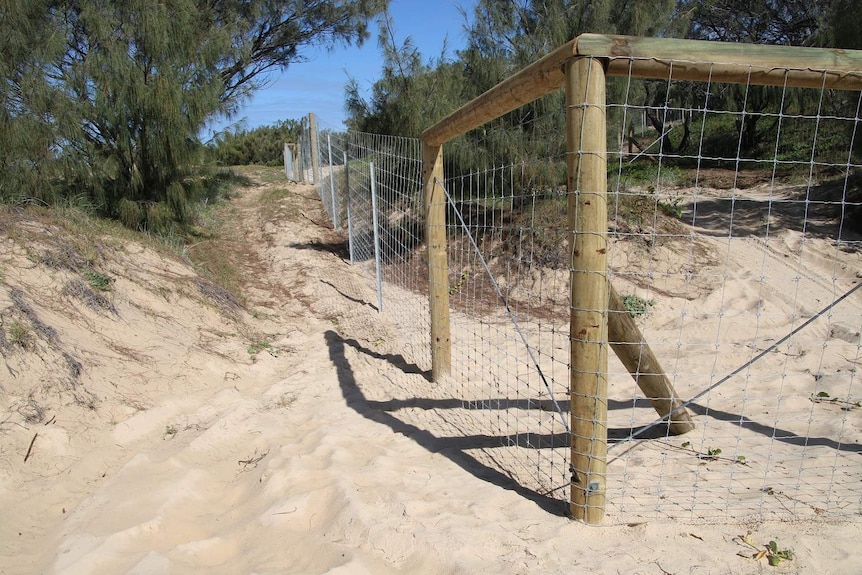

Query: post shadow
288 239 350 261
686 402 862 454
320 279 377 310
325 329 570 516
604 397 862 452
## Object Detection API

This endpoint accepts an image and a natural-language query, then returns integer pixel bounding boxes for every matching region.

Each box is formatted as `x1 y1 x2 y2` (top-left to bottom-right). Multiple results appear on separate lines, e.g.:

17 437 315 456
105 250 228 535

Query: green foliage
346 0 859 206
621 295 655 317
608 167 688 232
6 321 30 348
247 338 277 360
346 0 684 181
345 11 463 138
0 0 67 206
766 540 794 566
737 531 794 567
1 0 386 229
449 271 470 295
611 163 684 188
83 270 112 292
824 0 862 49
210 120 302 166
682 0 823 44
810 391 862 409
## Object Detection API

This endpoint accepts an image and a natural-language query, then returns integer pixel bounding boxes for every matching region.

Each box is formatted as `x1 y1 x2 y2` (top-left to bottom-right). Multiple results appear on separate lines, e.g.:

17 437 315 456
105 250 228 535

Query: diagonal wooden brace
608 285 695 435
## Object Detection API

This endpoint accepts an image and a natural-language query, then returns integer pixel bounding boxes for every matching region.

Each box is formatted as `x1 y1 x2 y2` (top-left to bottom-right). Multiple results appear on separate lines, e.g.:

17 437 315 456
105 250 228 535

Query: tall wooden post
309 113 321 185
567 56 609 523
422 143 451 380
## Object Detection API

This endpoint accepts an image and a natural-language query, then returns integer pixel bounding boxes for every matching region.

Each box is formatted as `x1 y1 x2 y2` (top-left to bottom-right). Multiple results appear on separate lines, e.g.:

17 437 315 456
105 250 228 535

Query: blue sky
206 0 477 138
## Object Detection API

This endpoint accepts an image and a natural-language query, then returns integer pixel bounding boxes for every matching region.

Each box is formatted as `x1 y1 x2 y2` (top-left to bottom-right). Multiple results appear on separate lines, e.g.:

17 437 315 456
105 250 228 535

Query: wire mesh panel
309 129 431 371
440 157 573 504
317 131 346 230
283 143 297 182
598 58 862 522
296 120 312 184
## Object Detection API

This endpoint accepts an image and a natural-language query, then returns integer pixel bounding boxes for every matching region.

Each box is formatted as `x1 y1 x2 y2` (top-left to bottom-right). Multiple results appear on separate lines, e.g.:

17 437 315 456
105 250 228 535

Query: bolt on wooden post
566 55 609 524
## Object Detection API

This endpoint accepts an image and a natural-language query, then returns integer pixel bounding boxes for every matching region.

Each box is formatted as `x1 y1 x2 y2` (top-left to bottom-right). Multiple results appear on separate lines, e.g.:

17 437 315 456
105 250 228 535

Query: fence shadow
325 329 569 516
687 402 862 454
289 239 350 260
320 280 377 311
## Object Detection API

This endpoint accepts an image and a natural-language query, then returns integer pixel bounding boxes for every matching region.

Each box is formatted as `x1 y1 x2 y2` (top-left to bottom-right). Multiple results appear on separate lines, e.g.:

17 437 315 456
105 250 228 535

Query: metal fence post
309 113 320 185
327 133 338 229
369 162 383 312
344 149 355 263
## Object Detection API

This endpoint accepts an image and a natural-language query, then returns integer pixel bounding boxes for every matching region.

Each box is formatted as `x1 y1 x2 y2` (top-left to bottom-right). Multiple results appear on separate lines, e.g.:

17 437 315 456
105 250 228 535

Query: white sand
1 174 860 574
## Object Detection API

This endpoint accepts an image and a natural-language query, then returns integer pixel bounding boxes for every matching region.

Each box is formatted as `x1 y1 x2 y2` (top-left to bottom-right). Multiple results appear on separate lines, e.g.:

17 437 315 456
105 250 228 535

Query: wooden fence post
422 143 451 380
567 55 609 524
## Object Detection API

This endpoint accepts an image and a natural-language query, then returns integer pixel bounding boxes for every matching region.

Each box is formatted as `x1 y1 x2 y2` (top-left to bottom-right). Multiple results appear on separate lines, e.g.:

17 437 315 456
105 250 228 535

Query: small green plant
275 393 296 409
764 540 795 566
164 424 178 438
681 442 747 464
621 294 655 317
658 196 685 218
83 269 112 291
736 532 794 567
810 391 862 410
7 321 30 348
697 446 723 461
247 339 275 358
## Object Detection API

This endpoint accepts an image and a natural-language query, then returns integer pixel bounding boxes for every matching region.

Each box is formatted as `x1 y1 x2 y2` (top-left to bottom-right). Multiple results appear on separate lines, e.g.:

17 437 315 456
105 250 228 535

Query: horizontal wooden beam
420 39 576 147
421 34 862 147
581 34 862 91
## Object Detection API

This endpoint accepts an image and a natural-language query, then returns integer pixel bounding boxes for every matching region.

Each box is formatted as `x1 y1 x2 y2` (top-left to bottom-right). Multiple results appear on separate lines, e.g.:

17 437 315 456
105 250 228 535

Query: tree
0 0 66 204
211 120 303 167
680 1 827 154
345 10 464 137
821 0 862 49
682 0 824 45
2 0 386 228
456 0 682 167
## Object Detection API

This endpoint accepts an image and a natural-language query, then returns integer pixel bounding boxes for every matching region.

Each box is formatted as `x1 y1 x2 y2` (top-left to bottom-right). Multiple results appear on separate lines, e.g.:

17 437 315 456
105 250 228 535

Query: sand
0 170 860 574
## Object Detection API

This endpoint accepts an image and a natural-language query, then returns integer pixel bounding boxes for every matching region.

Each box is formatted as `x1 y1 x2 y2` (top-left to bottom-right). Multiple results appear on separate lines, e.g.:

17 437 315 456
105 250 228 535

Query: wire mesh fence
299 127 431 370
597 56 862 522
296 37 862 524
299 124 575 510
439 158 574 505
283 143 297 182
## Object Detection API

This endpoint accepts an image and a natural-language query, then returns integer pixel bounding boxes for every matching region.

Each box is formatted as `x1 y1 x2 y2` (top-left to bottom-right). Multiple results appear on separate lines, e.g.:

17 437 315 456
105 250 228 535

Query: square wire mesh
601 57 862 522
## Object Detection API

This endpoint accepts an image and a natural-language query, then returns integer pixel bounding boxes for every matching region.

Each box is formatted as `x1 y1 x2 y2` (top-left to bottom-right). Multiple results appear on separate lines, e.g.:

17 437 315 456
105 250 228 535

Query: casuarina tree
1 0 386 228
